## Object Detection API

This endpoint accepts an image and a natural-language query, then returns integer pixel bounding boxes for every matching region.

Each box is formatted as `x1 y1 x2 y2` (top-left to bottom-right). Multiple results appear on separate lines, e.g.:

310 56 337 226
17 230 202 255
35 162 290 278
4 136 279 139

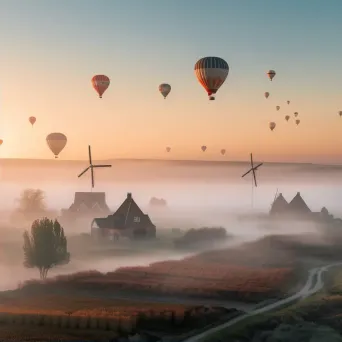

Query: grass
0 292 188 318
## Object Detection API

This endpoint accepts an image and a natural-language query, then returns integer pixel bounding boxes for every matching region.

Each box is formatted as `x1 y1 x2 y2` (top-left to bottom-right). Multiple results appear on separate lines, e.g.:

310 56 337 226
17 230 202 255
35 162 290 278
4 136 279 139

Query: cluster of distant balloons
15 56 342 159
264 70 301 132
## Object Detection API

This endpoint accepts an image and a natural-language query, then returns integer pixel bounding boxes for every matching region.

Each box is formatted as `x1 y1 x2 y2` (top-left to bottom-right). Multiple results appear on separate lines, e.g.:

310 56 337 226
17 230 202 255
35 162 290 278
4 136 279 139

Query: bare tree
23 218 70 279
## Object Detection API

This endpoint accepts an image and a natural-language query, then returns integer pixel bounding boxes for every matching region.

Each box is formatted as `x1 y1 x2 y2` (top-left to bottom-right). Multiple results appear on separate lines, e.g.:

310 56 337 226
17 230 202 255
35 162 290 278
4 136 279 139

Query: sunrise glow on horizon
0 0 342 164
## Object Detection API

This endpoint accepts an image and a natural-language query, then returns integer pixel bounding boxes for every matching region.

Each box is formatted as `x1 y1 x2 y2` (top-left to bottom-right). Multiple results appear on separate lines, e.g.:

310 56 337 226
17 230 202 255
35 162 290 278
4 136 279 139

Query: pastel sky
0 0 341 163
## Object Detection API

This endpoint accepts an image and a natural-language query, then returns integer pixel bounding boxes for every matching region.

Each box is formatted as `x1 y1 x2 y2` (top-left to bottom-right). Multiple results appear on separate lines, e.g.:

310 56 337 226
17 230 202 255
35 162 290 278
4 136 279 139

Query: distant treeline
174 227 229 248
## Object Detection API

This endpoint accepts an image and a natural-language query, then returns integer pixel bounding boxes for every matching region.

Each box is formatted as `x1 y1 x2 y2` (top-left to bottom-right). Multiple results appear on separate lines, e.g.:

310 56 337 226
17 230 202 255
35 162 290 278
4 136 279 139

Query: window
134 216 140 223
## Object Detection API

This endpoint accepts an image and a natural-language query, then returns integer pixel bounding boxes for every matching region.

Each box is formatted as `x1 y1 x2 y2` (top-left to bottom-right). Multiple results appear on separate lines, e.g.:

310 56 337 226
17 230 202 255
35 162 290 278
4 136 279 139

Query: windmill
78 145 112 190
241 153 263 208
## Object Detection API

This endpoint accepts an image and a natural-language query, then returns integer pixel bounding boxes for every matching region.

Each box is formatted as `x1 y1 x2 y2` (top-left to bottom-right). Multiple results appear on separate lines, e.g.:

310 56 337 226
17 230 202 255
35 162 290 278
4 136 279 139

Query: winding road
182 262 342 342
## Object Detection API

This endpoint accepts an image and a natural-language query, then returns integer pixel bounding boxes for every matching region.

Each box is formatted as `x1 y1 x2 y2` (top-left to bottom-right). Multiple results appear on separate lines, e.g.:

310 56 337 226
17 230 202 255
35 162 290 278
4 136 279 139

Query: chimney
127 193 132 199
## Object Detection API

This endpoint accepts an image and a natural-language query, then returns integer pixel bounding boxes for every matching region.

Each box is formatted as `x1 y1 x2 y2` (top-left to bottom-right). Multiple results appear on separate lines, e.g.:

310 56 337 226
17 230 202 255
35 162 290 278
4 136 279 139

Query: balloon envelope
221 149 226 155
339 111 342 117
287 100 290 105
159 84 171 99
46 133 67 158
166 147 171 152
264 92 269 99
267 70 276 81
294 112 299 117
296 119 300 125
0 139 3 146
29 116 36 126
201 145 207 152
285 115 290 121
276 106 280 111
194 57 229 99
269 122 276 131
91 75 110 98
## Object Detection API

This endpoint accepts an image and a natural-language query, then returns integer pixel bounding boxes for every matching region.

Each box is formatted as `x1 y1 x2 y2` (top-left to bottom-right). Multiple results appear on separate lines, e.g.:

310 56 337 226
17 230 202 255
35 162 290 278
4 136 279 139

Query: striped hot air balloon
194 57 229 100
91 75 110 98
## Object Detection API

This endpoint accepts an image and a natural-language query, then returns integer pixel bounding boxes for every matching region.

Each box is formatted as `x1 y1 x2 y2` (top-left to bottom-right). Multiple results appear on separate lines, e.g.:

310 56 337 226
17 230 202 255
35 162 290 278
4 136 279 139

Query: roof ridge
124 198 133 225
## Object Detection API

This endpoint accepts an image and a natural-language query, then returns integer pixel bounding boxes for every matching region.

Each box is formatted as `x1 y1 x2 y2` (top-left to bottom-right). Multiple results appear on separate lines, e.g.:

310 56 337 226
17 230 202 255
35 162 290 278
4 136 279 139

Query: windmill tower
241 153 263 209
78 145 112 190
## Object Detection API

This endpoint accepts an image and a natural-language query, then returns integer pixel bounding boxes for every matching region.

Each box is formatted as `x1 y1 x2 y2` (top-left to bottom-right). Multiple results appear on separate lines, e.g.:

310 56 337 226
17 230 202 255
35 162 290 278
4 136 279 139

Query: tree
23 217 70 279
15 189 47 222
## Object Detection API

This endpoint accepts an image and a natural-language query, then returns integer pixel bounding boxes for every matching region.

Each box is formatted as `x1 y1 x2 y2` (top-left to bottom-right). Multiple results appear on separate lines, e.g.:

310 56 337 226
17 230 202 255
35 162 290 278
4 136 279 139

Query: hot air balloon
264 92 270 99
29 116 36 126
267 70 276 81
0 139 3 146
201 145 207 152
338 111 342 117
296 119 300 126
294 112 299 117
221 149 226 155
166 147 171 152
46 133 67 159
159 84 171 99
287 100 290 105
276 106 280 111
285 115 290 121
194 57 229 100
269 122 276 131
91 75 110 98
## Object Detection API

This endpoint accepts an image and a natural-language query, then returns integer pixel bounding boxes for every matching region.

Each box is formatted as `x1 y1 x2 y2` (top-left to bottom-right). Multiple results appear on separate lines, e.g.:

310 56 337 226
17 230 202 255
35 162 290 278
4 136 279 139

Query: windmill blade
93 164 112 168
254 162 263 170
241 168 253 178
91 166 94 188
78 166 90 178
252 169 257 187
88 145 92 165
250 153 254 168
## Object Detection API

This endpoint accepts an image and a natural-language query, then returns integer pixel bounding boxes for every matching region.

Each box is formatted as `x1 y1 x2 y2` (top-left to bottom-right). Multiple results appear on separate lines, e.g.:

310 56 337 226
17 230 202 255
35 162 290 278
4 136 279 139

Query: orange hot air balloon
201 145 207 152
29 116 36 126
0 139 3 146
46 133 67 159
91 75 110 98
269 122 276 131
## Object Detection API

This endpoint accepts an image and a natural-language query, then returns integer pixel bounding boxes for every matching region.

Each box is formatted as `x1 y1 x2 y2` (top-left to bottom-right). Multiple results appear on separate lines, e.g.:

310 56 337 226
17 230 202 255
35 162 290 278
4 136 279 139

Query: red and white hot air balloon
91 75 110 98
29 116 36 126
194 57 229 100
267 70 276 81
201 145 207 152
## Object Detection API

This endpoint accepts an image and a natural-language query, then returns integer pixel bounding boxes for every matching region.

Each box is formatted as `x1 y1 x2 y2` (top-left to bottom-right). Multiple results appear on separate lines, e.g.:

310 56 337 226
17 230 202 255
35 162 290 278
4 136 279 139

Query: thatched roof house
92 193 156 241
287 192 312 214
270 193 289 216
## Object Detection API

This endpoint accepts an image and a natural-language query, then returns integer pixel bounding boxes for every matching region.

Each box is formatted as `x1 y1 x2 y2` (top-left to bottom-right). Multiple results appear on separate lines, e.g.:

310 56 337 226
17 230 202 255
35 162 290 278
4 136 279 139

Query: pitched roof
288 192 311 213
93 193 155 229
321 207 329 215
69 192 111 212
270 193 289 215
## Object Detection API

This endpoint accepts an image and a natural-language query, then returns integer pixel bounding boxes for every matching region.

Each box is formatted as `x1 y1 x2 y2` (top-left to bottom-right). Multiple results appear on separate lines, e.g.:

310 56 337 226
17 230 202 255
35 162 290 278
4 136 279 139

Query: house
287 192 312 216
59 192 111 227
91 193 156 241
269 193 289 216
